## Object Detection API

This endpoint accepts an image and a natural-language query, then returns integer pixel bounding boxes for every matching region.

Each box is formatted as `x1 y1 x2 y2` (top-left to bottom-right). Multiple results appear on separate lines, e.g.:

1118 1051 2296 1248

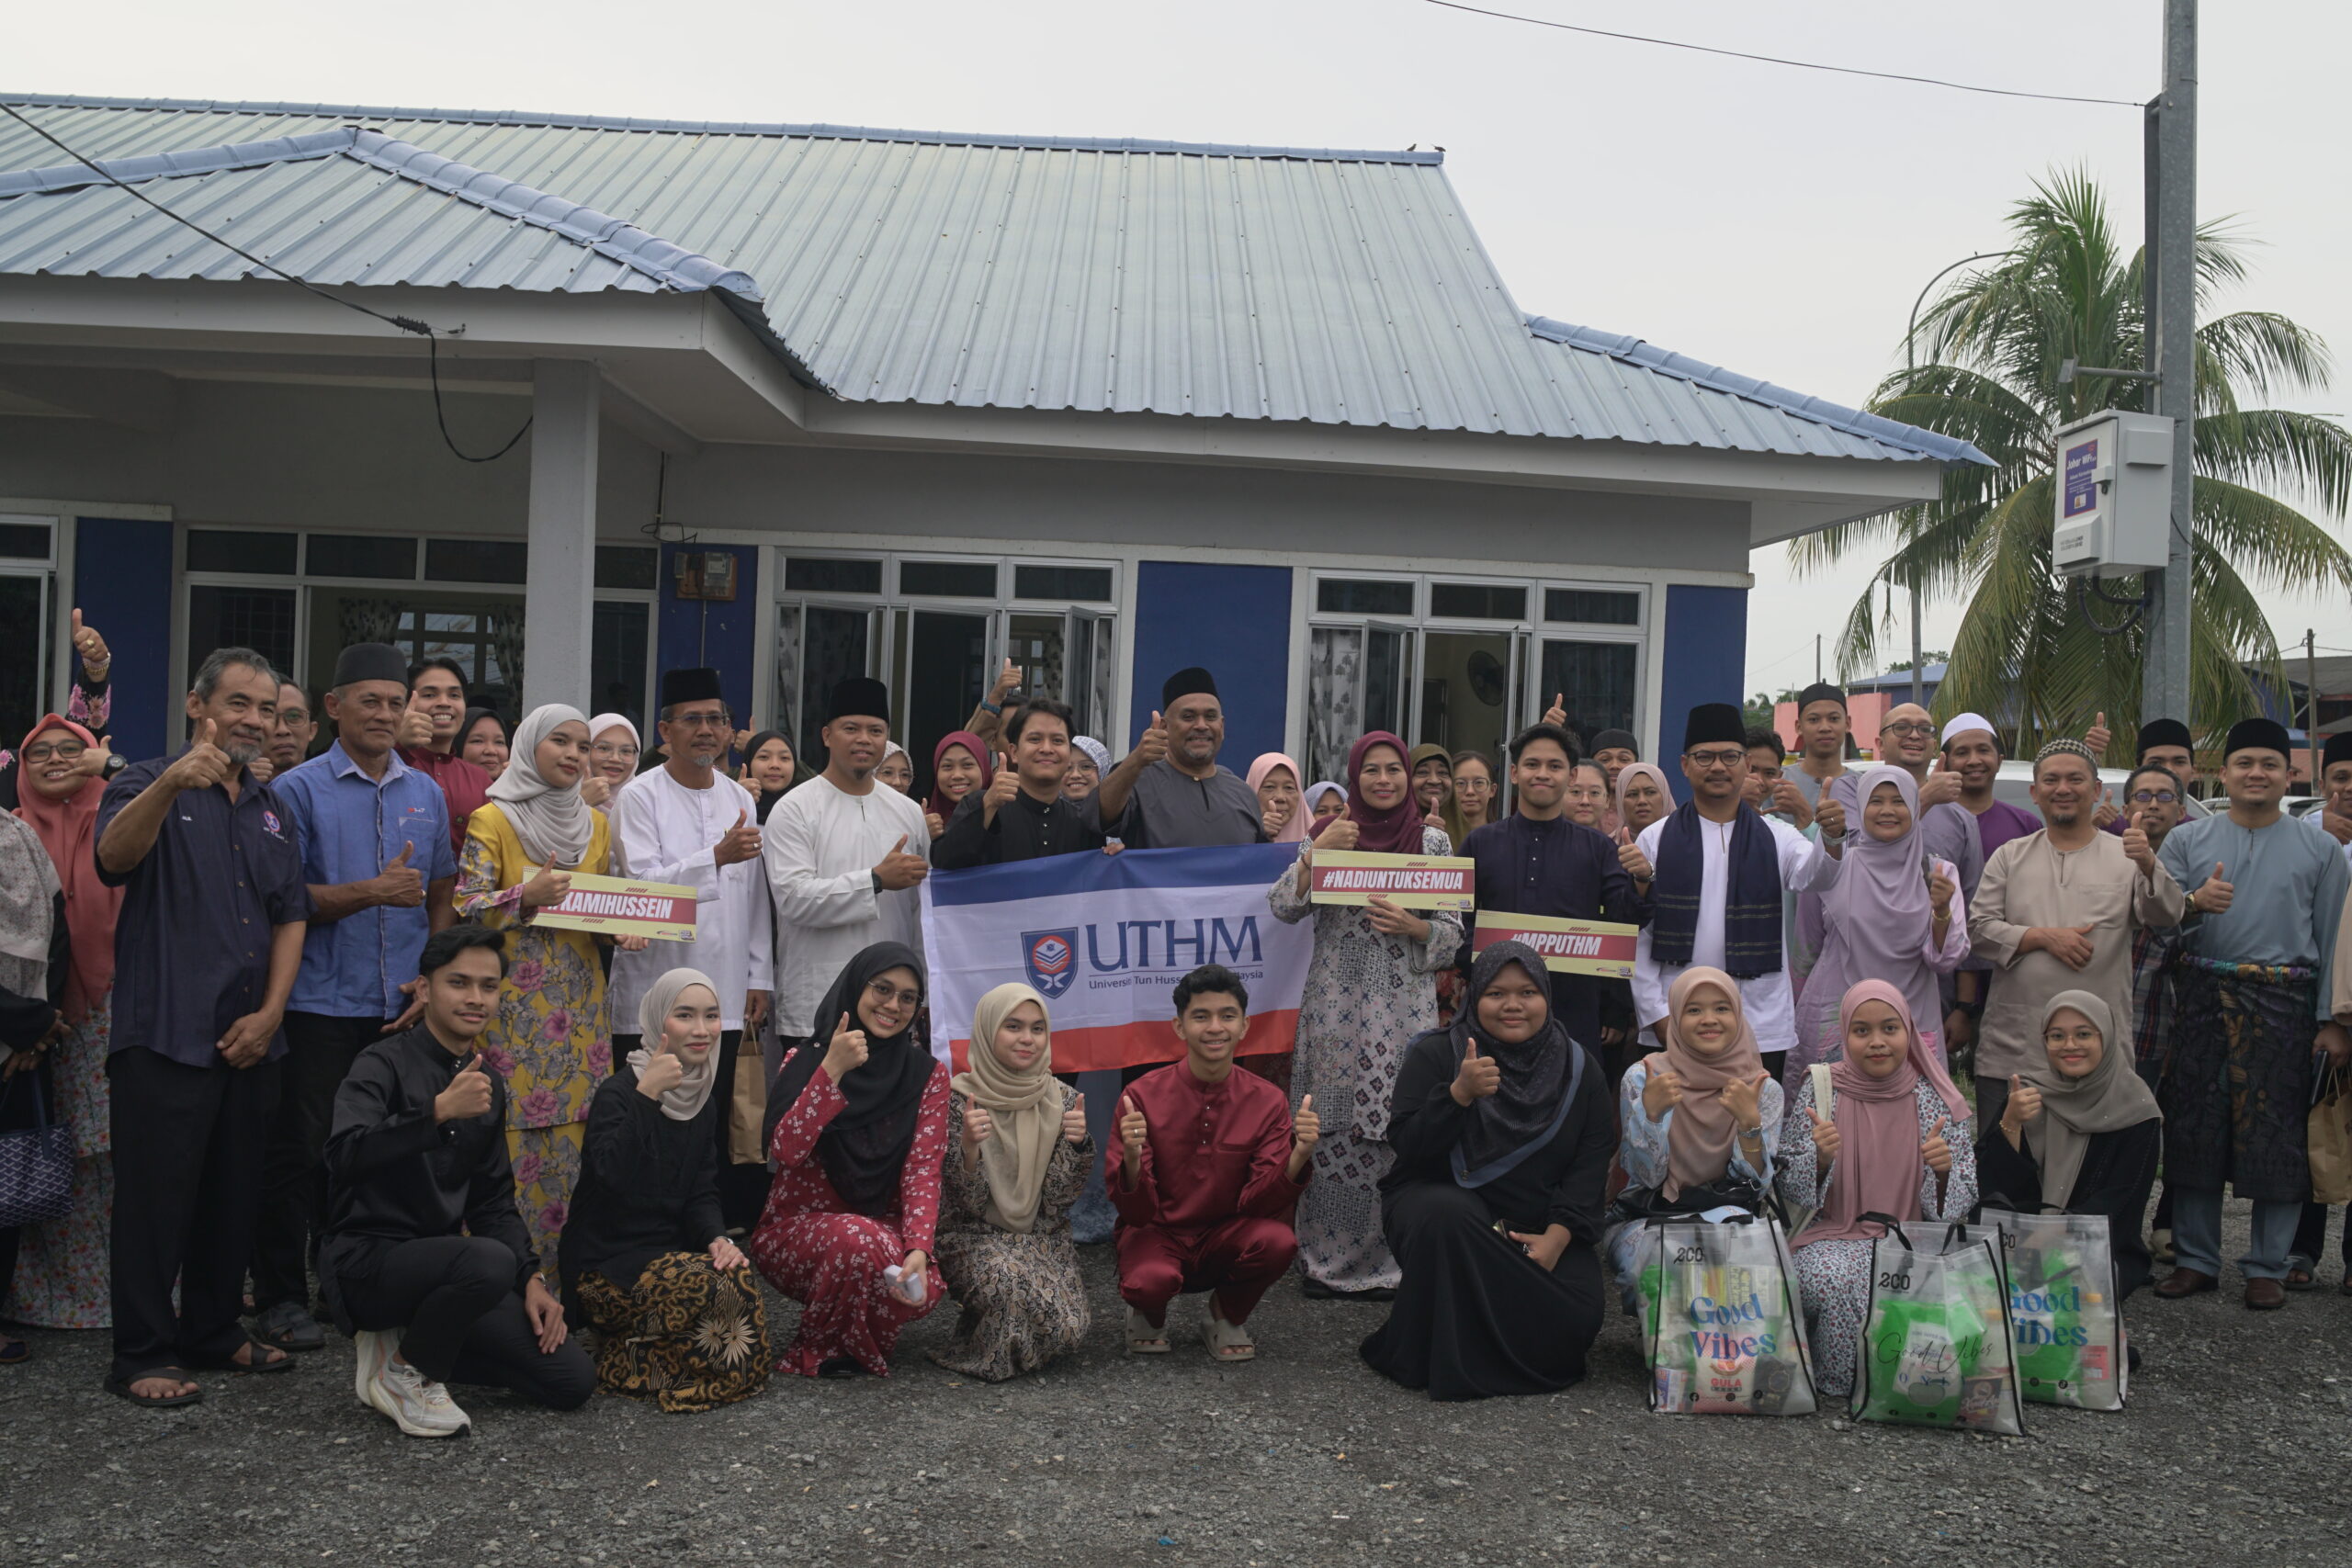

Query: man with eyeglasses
2118 761 2191 1264
610 668 775 1227
1967 739 2185 1141
260 680 317 782
1625 703 1847 1080
2154 718 2351 1310
396 657 492 860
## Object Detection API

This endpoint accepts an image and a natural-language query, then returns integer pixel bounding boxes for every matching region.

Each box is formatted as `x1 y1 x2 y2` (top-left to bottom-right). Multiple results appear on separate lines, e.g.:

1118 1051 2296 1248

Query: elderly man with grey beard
93 647 313 1407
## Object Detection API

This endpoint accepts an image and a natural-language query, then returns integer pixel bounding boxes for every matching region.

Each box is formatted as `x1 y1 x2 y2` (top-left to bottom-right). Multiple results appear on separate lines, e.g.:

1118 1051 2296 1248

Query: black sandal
0 1337 28 1366
186 1336 299 1376
105 1367 204 1407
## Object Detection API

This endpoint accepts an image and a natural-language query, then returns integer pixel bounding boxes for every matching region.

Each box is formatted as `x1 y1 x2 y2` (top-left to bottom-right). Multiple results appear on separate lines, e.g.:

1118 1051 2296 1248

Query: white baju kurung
1633 813 1841 1054
760 774 930 1043
608 766 774 1032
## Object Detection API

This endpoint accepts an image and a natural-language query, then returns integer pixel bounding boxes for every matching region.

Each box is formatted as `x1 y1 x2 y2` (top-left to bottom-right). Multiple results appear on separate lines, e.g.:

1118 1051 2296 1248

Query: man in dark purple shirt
95 647 311 1406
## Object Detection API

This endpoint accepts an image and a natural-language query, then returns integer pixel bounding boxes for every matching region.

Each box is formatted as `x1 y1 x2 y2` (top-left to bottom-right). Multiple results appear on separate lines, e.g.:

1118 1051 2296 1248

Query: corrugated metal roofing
0 94 1986 465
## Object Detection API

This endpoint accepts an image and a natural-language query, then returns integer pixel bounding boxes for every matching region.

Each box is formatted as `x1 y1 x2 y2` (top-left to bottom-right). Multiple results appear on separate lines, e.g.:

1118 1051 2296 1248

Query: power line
1419 1 2145 107
0 101 531 462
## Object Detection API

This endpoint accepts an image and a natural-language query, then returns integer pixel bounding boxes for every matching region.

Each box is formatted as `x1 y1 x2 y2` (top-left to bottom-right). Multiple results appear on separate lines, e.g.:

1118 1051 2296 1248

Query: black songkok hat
2137 717 2195 756
1795 682 1847 713
332 642 409 688
2324 732 2352 772
1589 728 1640 757
827 676 891 726
1680 704 1746 753
1161 667 1218 708
661 667 724 708
2222 716 2292 762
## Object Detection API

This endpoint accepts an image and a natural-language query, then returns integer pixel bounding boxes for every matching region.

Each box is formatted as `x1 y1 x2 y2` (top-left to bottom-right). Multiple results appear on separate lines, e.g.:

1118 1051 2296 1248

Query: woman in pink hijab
1247 752 1307 843
1775 979 1975 1397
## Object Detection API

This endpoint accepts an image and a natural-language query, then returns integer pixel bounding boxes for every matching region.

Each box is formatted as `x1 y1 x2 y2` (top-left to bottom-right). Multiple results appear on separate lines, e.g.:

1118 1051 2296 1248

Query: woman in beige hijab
929 983 1092 1381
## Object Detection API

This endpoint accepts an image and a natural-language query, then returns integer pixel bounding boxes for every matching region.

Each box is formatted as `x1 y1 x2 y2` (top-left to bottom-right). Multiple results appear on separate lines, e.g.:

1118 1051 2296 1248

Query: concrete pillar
524 359 599 715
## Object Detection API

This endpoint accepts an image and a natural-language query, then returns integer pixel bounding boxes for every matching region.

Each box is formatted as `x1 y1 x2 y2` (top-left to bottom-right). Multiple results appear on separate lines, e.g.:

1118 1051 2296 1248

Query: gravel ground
6 1197 2349 1568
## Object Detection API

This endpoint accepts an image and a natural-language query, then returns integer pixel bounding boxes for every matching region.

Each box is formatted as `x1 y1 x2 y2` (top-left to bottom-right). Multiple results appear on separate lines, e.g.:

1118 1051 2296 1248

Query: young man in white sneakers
319 924 593 1435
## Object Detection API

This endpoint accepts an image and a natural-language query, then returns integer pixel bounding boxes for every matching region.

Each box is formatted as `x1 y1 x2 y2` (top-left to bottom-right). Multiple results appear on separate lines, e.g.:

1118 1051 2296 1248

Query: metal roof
0 94 1986 464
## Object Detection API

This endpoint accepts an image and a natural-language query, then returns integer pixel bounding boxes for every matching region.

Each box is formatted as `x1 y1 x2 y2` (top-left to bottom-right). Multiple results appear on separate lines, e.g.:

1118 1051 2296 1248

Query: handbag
2310 1066 2352 1206
0 1072 75 1229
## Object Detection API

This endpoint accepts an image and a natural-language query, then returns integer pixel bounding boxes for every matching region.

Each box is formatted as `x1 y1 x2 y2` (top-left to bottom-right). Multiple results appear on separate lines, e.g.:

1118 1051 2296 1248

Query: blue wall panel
1657 584 1749 803
656 543 761 734
75 516 175 761
1128 561 1291 765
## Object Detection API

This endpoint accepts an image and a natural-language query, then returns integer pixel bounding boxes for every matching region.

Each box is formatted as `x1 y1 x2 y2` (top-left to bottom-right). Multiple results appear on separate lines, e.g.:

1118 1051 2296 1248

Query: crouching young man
1110 964 1317 1361
319 923 594 1436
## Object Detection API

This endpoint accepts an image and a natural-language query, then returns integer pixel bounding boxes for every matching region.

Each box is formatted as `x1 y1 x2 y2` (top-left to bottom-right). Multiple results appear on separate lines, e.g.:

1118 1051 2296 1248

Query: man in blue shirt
96 647 312 1407
252 642 457 1353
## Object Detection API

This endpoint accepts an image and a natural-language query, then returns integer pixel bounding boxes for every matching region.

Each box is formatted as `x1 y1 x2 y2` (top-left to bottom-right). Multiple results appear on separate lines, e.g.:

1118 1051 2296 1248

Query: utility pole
1815 635 1822 685
2308 628 2320 797
2142 0 2197 727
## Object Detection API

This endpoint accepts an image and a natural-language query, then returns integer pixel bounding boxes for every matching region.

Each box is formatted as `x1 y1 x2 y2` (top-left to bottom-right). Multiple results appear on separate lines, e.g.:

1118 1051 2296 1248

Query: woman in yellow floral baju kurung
453 705 627 1274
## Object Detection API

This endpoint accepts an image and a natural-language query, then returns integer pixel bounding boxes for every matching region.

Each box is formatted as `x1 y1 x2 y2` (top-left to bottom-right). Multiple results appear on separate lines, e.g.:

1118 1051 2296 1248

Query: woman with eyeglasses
1450 750 1500 835
580 715 641 810
751 942 946 1378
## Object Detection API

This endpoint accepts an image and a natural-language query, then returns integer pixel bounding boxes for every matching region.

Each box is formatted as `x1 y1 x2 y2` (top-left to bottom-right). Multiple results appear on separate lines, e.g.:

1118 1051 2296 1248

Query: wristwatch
102 752 128 779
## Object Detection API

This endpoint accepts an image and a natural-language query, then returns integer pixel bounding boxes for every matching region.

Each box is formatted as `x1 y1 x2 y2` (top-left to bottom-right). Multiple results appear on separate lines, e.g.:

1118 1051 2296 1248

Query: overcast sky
22 1 2350 687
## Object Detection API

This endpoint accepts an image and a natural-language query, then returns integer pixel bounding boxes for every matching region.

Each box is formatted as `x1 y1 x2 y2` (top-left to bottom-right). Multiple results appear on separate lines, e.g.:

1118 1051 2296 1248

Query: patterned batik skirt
578 1252 772 1413
2160 957 2317 1203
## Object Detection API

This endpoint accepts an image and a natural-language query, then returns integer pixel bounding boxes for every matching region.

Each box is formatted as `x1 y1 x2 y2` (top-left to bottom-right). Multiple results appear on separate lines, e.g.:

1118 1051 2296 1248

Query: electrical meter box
2052 410 2173 579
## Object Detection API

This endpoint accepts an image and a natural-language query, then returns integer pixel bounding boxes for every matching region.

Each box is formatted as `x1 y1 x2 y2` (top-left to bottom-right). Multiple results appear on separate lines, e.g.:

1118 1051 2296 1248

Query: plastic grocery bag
1852 1222 2025 1435
1976 1209 2129 1411
1636 1214 1817 1416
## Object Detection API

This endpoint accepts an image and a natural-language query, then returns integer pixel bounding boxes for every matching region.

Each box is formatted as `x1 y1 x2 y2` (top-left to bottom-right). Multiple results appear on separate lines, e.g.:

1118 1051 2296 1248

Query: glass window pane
187 528 298 576
785 557 884 594
187 584 298 683
1008 613 1066 710
1012 564 1114 603
797 606 871 770
1544 588 1641 626
592 601 650 733
594 545 658 592
899 559 998 599
903 611 991 793
1539 639 1637 746
306 534 417 581
0 522 52 560
0 576 46 744
1430 582 1527 621
1317 578 1414 615
425 538 528 584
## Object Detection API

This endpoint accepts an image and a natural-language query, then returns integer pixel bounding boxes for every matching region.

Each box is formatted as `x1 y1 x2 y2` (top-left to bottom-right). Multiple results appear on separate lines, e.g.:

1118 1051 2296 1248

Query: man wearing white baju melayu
1628 704 1847 1075
761 677 932 1057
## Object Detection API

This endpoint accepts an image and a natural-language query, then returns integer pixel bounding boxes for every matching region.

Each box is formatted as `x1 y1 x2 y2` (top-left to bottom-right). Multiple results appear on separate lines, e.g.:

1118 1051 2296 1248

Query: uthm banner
919 844 1312 1073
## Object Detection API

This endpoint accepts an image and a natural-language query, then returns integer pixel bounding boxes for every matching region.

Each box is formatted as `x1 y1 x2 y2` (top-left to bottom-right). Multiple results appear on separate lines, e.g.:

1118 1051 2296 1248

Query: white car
1986 759 2213 820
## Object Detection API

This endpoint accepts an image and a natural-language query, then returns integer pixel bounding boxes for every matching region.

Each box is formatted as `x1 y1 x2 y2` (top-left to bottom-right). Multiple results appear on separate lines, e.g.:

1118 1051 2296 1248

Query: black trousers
338 1235 593 1408
2292 1202 2351 1272
253 1011 382 1312
108 1046 279 1381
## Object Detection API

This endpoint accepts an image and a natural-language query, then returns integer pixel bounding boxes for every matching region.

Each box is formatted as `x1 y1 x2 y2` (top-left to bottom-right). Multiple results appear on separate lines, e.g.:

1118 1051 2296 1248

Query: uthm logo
1023 930 1079 998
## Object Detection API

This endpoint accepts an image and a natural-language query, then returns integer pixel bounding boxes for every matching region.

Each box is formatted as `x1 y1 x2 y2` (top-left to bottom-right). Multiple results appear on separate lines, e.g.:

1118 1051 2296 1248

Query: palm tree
1792 169 2352 756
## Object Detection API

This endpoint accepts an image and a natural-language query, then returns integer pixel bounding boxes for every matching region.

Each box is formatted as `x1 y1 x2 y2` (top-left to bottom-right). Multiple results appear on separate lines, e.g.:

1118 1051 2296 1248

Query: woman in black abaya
1360 941 1615 1401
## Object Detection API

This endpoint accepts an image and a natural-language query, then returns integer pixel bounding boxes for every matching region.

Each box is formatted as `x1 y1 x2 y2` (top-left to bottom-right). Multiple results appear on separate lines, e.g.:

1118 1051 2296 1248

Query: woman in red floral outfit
752 942 946 1376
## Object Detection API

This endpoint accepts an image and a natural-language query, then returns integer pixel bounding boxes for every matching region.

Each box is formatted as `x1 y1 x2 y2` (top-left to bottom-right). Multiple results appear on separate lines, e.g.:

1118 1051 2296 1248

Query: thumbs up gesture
989 655 1022 707
1806 1105 1841 1164
1133 710 1170 768
395 703 437 750
70 606 111 680
2002 1075 2044 1138
1451 1038 1502 1106
2193 861 2233 915
164 717 234 794
713 807 764 866
960 1098 997 1153
1292 1092 1320 1154
873 832 930 890
1543 692 1567 728
1811 793 1847 842
434 1054 495 1124
982 750 1022 823
1926 862 1956 917
1061 1090 1089 1145
2083 711 2112 758
1921 1118 1955 1177
822 1011 868 1082
1642 1066 1686 1122
1616 827 1653 884
637 1047 686 1101
2120 807 2155 872
1118 1094 1148 1162
1918 755 1961 807
372 840 425 908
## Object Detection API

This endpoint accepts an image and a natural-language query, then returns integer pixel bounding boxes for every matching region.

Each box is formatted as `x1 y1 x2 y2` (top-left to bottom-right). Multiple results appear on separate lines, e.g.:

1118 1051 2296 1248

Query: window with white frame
178 526 659 732
0 514 59 747
1304 572 1646 786
773 550 1118 791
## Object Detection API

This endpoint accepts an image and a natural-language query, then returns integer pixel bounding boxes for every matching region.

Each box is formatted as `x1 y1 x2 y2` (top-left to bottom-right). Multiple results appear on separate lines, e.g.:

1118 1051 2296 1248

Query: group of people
6 619 2352 1433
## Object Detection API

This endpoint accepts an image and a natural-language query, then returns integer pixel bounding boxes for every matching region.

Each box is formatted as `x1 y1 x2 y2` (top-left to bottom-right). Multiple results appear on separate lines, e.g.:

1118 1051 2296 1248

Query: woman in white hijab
580 714 640 809
559 967 771 1411
928 982 1092 1381
457 704 639 1275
